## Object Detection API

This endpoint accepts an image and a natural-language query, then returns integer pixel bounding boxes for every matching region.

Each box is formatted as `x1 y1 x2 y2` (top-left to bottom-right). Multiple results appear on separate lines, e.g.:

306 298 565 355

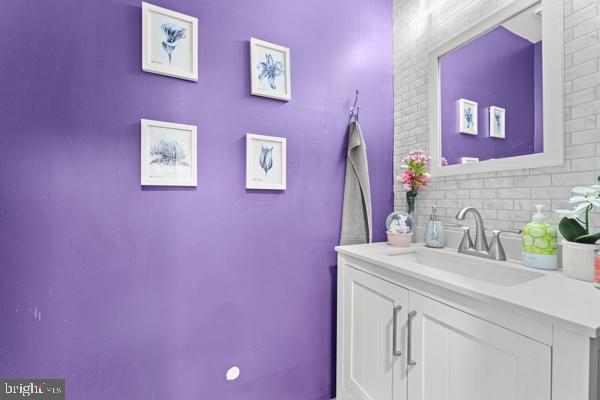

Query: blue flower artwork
161 23 187 64
150 140 189 167
259 146 274 175
257 54 284 90
494 111 502 132
464 106 474 129
489 106 505 138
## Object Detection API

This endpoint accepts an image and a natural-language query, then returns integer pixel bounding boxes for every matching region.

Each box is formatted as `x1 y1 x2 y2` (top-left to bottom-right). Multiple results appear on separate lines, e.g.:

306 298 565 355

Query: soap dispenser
424 207 445 248
522 205 558 270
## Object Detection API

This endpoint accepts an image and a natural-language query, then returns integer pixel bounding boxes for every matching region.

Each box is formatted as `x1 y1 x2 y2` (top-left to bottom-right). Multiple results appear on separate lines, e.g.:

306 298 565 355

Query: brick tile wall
393 0 600 232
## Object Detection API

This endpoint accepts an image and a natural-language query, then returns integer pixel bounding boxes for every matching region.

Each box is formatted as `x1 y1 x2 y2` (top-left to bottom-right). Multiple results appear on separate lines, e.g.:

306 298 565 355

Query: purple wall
440 26 542 165
533 41 544 153
0 1 393 399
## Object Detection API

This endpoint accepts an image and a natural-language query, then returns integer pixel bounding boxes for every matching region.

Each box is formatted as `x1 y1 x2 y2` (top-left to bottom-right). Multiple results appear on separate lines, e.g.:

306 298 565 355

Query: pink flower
396 149 431 192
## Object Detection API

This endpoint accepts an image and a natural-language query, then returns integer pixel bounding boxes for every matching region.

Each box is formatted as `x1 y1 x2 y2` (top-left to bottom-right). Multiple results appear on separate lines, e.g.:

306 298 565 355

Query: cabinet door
341 267 408 400
407 292 551 400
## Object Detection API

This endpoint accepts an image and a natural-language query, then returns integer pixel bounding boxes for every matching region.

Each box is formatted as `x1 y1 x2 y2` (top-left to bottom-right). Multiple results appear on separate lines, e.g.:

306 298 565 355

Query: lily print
258 54 284 90
161 22 187 64
464 107 474 129
259 146 273 176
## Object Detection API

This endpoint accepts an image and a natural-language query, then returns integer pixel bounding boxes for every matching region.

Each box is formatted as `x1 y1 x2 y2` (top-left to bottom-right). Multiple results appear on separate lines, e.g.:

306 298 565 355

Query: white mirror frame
428 0 564 177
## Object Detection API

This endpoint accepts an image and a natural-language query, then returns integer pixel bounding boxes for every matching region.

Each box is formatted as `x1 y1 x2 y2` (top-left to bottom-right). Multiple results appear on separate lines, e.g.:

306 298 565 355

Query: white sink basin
388 249 544 287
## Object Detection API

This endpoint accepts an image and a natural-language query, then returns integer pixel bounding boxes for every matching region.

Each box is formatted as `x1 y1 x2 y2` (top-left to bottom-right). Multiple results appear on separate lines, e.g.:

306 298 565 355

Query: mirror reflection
439 3 543 166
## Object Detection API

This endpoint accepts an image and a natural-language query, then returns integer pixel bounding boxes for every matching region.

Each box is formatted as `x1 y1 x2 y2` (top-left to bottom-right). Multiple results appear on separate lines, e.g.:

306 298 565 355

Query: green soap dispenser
522 205 558 270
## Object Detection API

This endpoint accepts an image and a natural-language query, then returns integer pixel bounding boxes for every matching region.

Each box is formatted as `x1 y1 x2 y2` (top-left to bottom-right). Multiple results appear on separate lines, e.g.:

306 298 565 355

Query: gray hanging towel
340 121 372 245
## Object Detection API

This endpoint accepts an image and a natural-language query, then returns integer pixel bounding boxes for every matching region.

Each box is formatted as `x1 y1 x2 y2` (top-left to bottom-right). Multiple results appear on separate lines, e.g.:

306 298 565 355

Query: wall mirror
428 0 564 177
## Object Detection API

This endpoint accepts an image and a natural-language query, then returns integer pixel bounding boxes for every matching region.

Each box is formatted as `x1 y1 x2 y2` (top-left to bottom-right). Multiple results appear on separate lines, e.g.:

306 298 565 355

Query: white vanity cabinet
341 267 408 400
336 245 600 400
407 291 550 400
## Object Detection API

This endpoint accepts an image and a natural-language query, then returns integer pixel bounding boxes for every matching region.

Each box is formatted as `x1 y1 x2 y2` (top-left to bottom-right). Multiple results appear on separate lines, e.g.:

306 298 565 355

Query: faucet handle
491 228 522 237
457 225 474 252
489 229 522 261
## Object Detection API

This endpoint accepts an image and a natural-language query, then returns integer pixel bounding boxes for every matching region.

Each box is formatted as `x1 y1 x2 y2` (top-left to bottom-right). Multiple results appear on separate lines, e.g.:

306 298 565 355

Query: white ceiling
501 4 542 43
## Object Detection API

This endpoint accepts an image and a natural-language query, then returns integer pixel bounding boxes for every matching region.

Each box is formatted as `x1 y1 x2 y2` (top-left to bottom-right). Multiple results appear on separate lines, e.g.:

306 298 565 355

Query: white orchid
555 207 584 219
555 181 600 244
569 185 600 208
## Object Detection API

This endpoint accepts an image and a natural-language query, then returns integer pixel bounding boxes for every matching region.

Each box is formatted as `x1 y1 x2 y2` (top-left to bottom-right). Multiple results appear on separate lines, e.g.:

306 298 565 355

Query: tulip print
259 146 273 176
257 54 284 89
494 112 502 133
161 23 187 64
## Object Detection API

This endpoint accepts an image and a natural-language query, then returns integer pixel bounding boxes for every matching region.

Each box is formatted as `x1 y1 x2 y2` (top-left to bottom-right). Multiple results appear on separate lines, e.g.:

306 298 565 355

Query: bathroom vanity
335 243 600 400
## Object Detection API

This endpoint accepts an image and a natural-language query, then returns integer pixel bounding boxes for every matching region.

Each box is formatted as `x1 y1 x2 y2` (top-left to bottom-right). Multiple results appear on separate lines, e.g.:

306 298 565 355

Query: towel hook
349 89 360 123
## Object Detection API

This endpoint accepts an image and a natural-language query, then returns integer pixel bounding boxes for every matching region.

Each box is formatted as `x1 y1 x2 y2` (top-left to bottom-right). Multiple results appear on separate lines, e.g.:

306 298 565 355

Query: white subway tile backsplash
531 186 573 199
571 128 600 144
571 99 600 118
565 88 596 106
566 115 597 132
551 171 596 185
573 15 600 38
566 143 597 158
565 60 598 80
469 188 499 198
514 175 551 187
564 32 599 56
393 0 600 231
565 3 599 28
483 177 515 188
498 188 531 198
571 156 600 171
483 199 514 210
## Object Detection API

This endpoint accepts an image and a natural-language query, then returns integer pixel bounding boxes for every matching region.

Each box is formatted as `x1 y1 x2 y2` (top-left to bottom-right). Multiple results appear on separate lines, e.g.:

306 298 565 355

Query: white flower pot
561 240 600 282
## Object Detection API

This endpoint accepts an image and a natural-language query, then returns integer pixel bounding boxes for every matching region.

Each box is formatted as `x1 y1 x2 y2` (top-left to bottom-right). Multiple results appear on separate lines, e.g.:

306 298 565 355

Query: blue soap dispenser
424 206 445 248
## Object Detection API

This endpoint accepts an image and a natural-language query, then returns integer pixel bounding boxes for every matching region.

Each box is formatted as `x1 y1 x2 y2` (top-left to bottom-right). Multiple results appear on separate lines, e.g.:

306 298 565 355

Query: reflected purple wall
440 26 543 165
533 41 544 153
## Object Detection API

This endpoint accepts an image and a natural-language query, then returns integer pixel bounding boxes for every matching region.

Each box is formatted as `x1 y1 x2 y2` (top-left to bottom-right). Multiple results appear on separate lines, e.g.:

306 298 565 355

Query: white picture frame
250 38 291 101
142 2 198 81
458 98 478 135
461 157 480 164
141 119 197 187
489 106 506 139
246 133 287 190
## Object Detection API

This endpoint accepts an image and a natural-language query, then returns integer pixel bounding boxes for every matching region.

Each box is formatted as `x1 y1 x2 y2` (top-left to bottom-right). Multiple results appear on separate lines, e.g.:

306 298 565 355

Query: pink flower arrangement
397 150 431 191
396 150 431 214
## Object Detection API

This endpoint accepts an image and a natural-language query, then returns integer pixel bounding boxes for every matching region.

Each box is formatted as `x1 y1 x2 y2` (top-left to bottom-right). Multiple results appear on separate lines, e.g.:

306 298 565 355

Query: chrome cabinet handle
392 305 402 356
407 311 417 366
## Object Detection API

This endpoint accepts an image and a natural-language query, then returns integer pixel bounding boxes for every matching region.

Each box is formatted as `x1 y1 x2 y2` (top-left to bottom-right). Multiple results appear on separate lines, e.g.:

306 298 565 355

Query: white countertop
336 242 600 338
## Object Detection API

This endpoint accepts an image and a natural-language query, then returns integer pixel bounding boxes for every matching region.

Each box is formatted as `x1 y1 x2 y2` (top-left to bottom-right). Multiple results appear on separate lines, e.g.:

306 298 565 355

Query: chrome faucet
455 207 521 261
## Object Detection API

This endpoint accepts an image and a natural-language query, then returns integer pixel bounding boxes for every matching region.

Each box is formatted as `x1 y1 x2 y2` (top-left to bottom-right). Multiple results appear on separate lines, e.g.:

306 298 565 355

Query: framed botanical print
141 119 197 186
459 98 478 135
246 133 286 190
250 38 291 101
142 2 198 81
489 106 506 139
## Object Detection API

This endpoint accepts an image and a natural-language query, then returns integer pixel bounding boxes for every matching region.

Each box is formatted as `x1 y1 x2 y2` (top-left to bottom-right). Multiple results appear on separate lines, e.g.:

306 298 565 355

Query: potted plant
555 178 600 281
